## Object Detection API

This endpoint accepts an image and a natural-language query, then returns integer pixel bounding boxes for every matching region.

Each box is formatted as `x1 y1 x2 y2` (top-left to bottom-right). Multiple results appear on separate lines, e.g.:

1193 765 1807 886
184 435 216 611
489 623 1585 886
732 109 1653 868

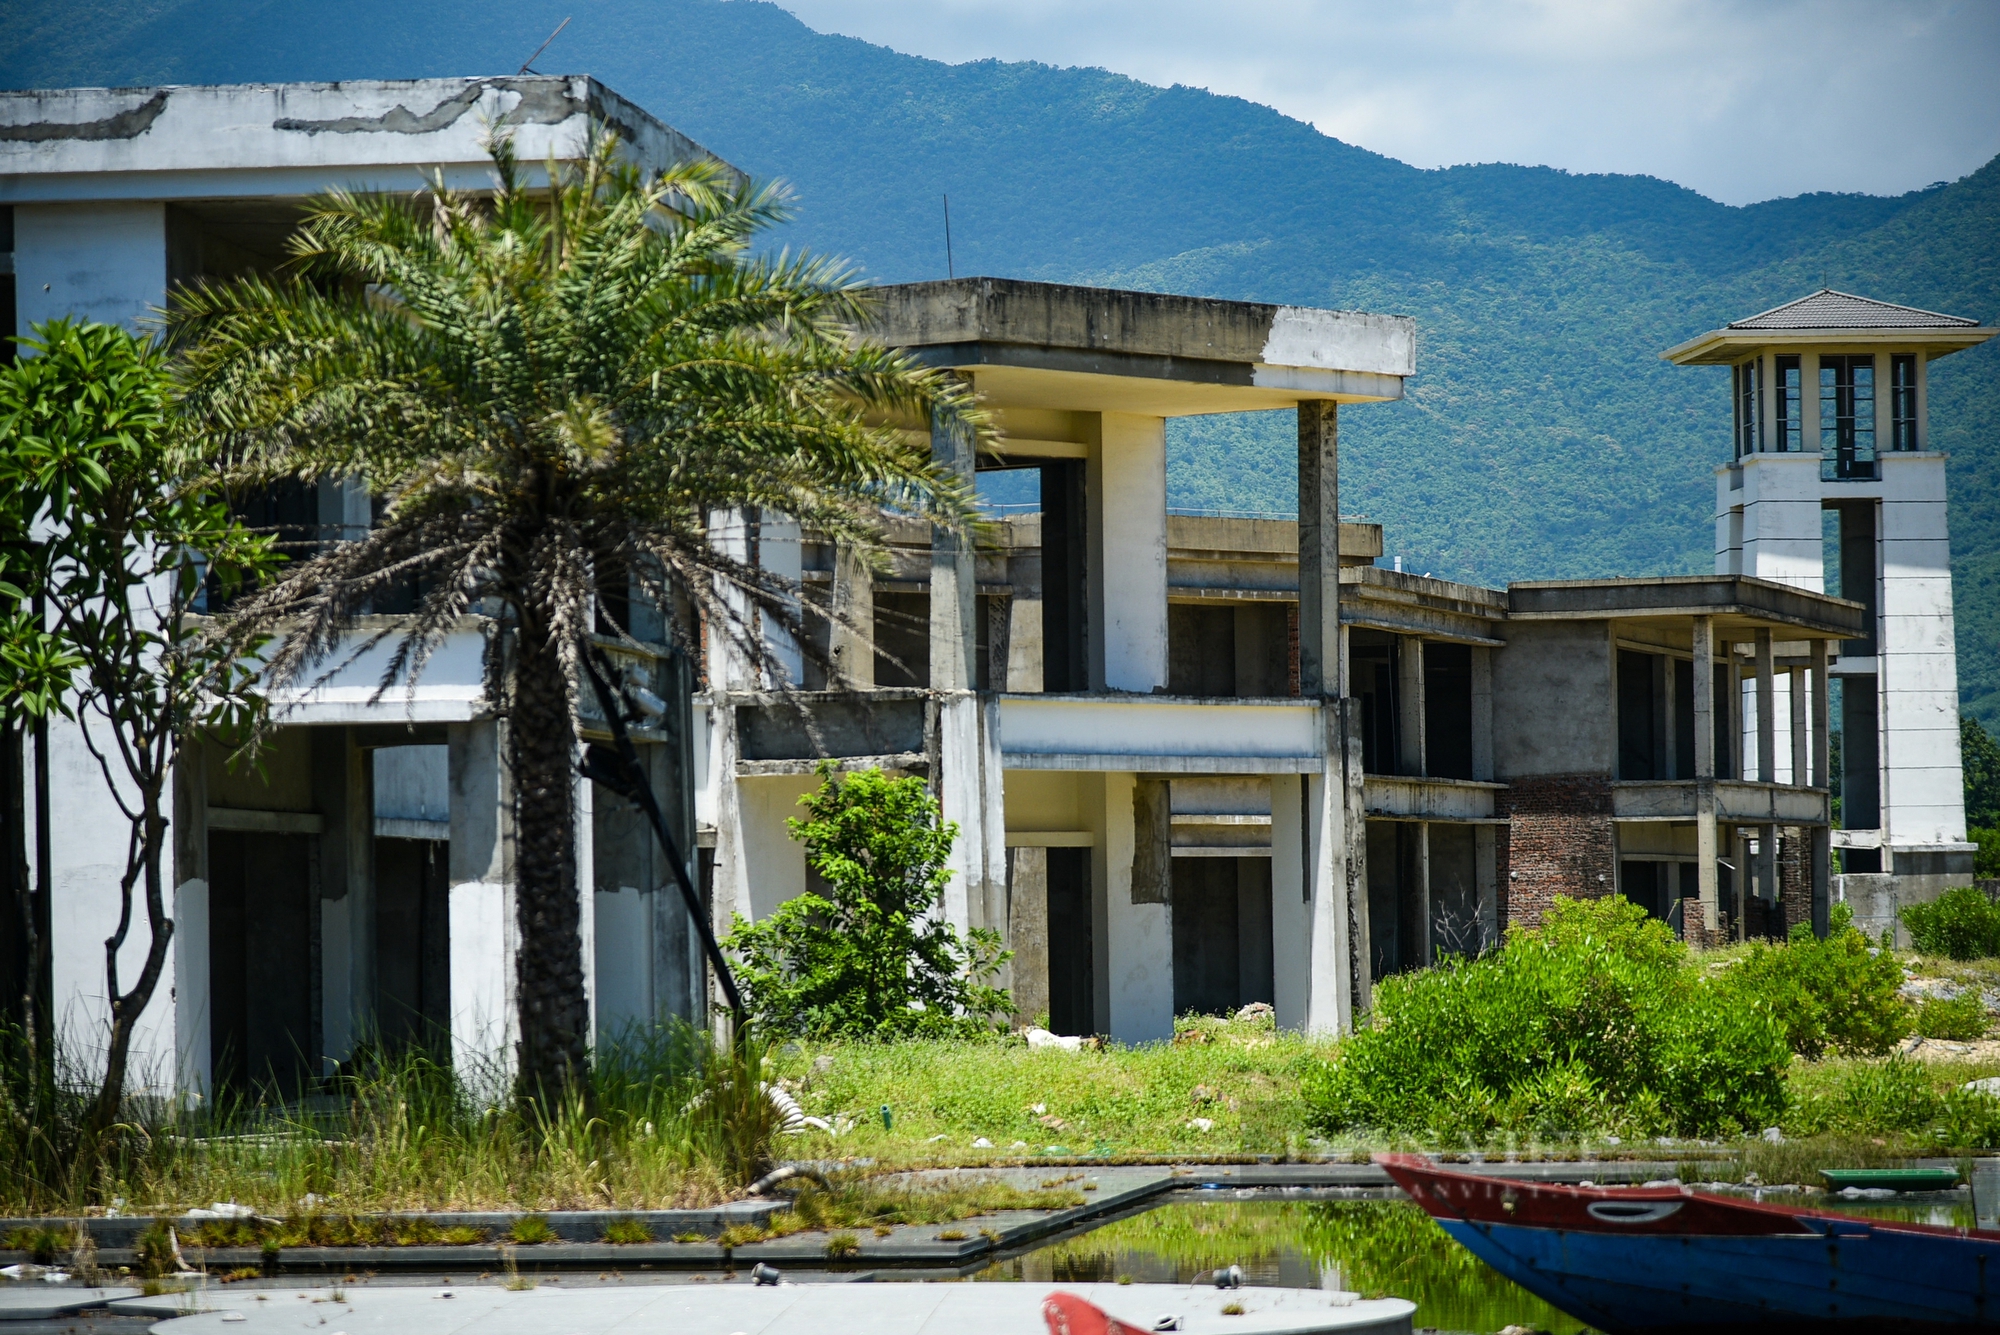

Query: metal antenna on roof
943 194 955 279
518 15 572 75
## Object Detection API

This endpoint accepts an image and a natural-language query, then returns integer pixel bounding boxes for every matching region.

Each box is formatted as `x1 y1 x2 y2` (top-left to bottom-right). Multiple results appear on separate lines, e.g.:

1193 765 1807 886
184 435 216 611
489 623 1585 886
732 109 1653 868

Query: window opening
1820 354 1876 480
1890 354 1919 451
1773 355 1801 452
1733 359 1761 458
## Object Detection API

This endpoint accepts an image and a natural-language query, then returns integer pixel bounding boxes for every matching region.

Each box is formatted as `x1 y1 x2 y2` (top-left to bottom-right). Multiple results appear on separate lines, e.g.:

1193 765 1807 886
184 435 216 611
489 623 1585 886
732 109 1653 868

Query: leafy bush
1304 896 1789 1143
1913 991 1989 1040
1902 886 2000 960
724 765 1012 1038
1719 903 1909 1057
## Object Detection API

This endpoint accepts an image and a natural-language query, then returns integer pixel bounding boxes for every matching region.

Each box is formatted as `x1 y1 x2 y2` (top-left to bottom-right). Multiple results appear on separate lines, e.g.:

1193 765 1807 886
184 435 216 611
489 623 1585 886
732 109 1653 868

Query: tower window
1774 355 1802 452
1820 354 1876 480
1891 353 1918 451
1733 359 1761 457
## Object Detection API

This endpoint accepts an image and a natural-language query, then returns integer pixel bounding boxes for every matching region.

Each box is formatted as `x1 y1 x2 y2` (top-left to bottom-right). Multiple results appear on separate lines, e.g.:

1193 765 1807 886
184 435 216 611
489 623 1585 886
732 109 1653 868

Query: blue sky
775 0 2000 205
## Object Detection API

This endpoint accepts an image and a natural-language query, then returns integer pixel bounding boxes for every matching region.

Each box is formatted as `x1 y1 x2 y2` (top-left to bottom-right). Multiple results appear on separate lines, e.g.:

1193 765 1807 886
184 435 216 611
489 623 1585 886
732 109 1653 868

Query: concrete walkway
143 1282 1415 1335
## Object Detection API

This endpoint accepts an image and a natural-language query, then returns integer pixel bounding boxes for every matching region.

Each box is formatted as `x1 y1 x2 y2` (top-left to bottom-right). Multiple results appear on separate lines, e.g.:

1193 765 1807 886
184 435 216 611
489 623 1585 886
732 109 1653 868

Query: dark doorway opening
209 829 317 1100
1045 847 1094 1035
1040 460 1088 692
1170 857 1274 1016
373 837 450 1055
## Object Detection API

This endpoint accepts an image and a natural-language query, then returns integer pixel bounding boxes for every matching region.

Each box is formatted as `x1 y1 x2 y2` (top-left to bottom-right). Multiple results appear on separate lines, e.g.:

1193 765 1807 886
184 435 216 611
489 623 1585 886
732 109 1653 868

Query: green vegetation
724 766 1011 1038
602 1217 654 1244
1914 991 1991 1041
1904 886 2000 959
1304 898 1791 1142
507 1214 555 1245
1726 904 1909 1057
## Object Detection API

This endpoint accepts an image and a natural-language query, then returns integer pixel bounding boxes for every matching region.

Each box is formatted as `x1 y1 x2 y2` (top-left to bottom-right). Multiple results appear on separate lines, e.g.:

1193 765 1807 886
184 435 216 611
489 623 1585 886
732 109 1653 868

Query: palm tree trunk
509 614 590 1103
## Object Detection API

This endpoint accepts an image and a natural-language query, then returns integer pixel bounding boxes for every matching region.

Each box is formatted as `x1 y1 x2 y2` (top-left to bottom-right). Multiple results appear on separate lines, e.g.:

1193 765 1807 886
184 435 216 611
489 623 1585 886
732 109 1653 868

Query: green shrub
1721 903 1909 1057
1304 896 1789 1143
602 1217 653 1245
1913 990 1989 1040
724 765 1013 1038
508 1214 555 1245
3 1225 64 1264
1903 886 2000 959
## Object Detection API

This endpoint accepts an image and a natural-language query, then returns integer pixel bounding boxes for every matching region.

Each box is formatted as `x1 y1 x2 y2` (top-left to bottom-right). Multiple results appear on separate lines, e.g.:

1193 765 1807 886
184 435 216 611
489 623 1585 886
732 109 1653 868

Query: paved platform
146 1282 1415 1334
0 1287 138 1320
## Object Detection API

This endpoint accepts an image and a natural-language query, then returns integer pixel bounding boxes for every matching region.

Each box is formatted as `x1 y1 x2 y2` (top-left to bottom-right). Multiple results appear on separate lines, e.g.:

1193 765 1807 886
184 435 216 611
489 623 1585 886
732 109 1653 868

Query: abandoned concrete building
0 77 1990 1089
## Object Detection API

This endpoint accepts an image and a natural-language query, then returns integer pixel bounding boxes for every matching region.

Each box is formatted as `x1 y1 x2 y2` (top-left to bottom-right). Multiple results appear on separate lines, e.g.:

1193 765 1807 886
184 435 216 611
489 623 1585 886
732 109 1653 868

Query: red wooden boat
1380 1153 1999 1333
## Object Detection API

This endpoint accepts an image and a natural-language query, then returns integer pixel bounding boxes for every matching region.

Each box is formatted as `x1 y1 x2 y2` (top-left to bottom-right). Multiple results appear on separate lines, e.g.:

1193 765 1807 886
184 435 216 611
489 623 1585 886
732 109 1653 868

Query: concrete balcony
1611 779 1830 825
1363 774 1505 821
998 693 1323 773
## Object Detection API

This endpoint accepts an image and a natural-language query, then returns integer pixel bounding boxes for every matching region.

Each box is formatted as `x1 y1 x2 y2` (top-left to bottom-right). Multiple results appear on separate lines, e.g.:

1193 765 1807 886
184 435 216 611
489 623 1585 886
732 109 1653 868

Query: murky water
981 1198 1592 1335
981 1190 1980 1335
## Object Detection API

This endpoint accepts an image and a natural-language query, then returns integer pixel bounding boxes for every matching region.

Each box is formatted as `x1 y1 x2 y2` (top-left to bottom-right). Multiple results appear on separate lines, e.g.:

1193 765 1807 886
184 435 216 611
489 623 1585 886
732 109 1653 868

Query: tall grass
0 1019 777 1217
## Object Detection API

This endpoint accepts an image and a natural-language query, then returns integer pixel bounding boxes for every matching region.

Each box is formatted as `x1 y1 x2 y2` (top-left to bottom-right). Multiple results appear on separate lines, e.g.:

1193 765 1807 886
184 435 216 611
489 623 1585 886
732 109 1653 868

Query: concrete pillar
1470 648 1494 782
1661 658 1680 779
1722 640 1742 781
829 544 874 689
1268 773 1308 1030
1131 776 1171 906
1475 825 1499 949
1087 414 1169 693
171 743 210 1096
935 694 981 933
1304 706 1358 1037
448 720 516 1095
1415 821 1433 967
1094 771 1170 1042
310 728 370 1072
1755 629 1776 784
574 759 597 1046
1692 616 1719 934
1297 402 1342 696
1810 641 1830 789
931 399 978 692
1007 847 1050 1026
1758 823 1779 934
1810 824 1831 938
1788 666 1809 787
1397 636 1425 777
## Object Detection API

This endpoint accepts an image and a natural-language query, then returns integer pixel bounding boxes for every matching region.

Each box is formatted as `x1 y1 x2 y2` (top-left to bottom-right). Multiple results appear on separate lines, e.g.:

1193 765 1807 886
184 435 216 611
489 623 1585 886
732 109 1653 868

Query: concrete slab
0 1286 139 1319
147 1282 1415 1335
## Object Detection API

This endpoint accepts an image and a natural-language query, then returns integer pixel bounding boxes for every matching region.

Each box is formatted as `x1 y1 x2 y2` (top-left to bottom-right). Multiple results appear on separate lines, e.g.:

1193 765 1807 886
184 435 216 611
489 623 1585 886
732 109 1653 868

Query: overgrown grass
772 1011 1325 1161
0 1020 778 1216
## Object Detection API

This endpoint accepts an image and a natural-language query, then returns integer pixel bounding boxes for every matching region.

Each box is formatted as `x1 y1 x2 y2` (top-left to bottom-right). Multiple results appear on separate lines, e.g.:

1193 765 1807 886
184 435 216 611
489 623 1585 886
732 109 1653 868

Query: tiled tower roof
1728 289 1979 330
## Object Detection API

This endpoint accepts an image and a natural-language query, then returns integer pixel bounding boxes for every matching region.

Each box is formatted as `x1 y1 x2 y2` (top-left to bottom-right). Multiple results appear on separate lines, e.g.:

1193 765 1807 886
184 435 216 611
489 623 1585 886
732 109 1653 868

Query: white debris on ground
1025 1028 1085 1052
1186 1118 1215 1133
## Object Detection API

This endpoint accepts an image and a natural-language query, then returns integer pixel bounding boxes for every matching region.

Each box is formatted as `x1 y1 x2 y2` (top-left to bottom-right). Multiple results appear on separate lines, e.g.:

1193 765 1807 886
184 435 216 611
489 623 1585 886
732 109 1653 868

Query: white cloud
772 0 2000 204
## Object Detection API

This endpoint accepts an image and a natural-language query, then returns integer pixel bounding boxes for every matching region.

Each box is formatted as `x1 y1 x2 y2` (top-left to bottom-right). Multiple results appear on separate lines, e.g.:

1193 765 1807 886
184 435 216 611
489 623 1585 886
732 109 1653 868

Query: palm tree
169 132 981 1101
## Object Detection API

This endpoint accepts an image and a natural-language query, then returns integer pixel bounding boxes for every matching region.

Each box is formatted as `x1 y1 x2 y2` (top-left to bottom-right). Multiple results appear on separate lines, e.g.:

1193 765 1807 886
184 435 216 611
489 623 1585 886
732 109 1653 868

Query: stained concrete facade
0 78 719 1097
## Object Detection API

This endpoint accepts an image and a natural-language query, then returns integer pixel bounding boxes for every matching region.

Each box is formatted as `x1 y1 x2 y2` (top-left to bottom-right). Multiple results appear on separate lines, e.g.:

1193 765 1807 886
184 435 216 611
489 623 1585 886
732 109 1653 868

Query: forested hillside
4 0 1996 717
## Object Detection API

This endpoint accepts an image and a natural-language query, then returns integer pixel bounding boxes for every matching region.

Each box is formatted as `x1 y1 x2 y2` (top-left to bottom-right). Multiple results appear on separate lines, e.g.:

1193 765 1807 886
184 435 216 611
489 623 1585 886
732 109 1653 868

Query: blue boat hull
1440 1216 2000 1333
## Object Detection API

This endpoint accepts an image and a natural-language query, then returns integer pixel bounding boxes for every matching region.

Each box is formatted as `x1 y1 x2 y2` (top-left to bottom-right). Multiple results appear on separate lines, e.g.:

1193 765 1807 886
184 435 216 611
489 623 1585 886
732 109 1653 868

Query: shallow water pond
980 1198 1593 1335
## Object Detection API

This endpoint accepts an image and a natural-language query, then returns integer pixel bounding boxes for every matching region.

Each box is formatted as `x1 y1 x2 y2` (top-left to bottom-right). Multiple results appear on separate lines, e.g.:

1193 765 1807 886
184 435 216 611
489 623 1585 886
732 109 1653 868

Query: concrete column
448 720 516 1096
1722 640 1742 781
1788 666 1809 787
310 727 370 1072
1095 771 1170 1042
1343 699 1370 1017
1470 648 1494 782
1086 414 1169 693
1268 773 1308 1030
1810 824 1831 938
931 399 978 691
171 743 211 1096
1007 847 1050 1025
935 693 983 933
1692 617 1719 933
574 758 597 1046
1755 629 1776 784
1475 825 1499 949
1304 706 1357 1037
829 544 874 689
1297 401 1342 696
1810 641 1830 790
1130 777 1171 906
1415 821 1433 968
1397 636 1426 777
1758 823 1779 930
1661 658 1680 779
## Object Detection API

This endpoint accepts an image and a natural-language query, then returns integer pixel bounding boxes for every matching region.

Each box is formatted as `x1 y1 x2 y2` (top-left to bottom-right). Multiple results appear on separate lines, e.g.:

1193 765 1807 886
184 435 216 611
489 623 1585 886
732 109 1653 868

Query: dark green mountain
5 0 1997 717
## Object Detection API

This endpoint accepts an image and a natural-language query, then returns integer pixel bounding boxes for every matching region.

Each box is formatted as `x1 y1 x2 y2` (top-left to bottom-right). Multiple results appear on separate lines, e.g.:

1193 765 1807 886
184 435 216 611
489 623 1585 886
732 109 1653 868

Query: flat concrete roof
1506 574 1866 639
866 278 1414 415
0 77 726 204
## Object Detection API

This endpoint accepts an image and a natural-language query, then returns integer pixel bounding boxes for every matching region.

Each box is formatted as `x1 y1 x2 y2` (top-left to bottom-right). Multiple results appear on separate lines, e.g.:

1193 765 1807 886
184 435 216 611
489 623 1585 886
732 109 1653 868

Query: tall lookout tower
1665 291 1996 933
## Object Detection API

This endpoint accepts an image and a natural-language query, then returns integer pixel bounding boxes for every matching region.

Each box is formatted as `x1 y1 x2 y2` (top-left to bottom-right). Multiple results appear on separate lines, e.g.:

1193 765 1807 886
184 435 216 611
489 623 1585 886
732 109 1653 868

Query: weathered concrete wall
1491 621 1615 779
14 201 166 333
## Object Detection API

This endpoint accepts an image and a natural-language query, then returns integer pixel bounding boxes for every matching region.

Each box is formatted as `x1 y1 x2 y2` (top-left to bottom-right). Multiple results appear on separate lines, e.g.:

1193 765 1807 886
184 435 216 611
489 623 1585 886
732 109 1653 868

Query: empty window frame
1774 355 1803 452
1732 359 1761 457
1820 354 1876 480
1890 354 1919 451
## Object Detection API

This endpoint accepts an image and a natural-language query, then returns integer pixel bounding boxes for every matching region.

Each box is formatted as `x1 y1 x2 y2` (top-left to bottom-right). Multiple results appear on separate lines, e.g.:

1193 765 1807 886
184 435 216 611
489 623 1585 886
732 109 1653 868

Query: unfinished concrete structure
0 77 718 1096
1665 291 1997 937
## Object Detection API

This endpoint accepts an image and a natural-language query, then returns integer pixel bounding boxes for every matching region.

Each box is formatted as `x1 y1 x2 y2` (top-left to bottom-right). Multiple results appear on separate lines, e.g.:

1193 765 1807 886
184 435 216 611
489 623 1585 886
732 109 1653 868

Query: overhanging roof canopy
1507 575 1866 640
864 278 1415 415
1662 289 1995 365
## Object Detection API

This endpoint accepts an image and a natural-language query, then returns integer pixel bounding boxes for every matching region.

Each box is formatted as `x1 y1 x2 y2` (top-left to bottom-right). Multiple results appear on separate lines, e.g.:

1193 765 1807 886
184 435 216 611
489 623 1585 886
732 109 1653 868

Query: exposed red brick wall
1286 605 1301 697
1778 826 1812 938
1497 774 1616 930
1682 897 1725 949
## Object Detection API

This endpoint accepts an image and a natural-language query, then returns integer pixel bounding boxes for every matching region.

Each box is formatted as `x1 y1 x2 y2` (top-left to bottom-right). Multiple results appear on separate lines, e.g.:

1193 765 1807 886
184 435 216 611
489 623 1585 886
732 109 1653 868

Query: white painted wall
13 201 166 333
1879 454 1966 846
1735 453 1824 592
1268 773 1309 1031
